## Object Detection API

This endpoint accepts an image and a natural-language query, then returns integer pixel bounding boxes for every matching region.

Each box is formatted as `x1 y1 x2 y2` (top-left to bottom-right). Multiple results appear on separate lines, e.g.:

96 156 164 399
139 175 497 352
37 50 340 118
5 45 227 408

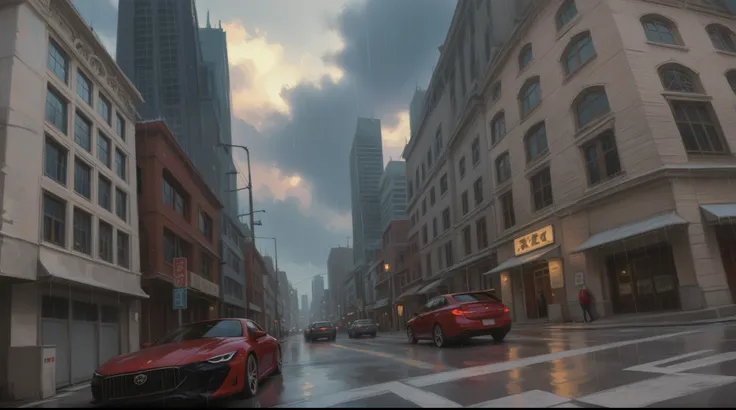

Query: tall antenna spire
206 10 211 28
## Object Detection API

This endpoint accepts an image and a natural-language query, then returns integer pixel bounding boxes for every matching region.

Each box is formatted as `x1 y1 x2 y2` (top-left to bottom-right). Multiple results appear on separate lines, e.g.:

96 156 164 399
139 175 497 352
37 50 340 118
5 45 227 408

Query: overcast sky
72 0 456 302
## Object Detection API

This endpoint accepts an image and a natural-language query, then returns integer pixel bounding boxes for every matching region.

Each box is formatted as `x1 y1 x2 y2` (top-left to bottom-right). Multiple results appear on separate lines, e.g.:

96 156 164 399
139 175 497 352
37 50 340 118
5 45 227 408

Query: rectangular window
97 133 111 167
72 207 92 255
584 132 621 185
434 126 443 156
421 198 427 216
432 217 438 238
74 112 92 152
43 193 66 247
199 211 213 240
530 167 553 211
427 148 433 168
442 207 450 231
440 173 448 194
98 220 113 262
461 191 469 215
459 156 466 179
471 137 481 165
671 101 727 155
429 187 436 206
444 241 454 268
473 177 484 206
500 191 516 229
163 228 188 264
425 253 432 276
98 94 111 124
76 71 92 104
163 177 186 217
115 188 127 221
74 158 91 199
476 217 488 249
47 40 68 82
45 87 67 134
98 176 112 211
116 113 125 140
115 149 126 180
421 224 428 245
44 138 67 185
117 231 130 268
200 252 213 280
463 226 472 256
496 153 511 183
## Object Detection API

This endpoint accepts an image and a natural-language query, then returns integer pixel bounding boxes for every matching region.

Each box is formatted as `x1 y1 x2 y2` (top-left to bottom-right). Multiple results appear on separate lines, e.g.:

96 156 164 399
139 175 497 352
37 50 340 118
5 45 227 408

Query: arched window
518 43 533 71
495 152 511 184
562 31 595 74
574 86 610 129
658 64 702 93
556 0 578 30
640 15 680 45
726 70 736 94
490 112 506 145
707 24 736 52
524 122 548 163
519 77 541 118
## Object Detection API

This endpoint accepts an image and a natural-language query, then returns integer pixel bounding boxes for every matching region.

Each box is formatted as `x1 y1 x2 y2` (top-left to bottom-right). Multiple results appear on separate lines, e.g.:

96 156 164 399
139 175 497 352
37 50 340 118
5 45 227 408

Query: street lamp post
220 144 256 244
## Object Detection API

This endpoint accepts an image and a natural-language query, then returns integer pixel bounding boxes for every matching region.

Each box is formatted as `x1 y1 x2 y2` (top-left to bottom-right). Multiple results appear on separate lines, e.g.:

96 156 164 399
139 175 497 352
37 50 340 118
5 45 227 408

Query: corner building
0 0 146 395
404 0 736 324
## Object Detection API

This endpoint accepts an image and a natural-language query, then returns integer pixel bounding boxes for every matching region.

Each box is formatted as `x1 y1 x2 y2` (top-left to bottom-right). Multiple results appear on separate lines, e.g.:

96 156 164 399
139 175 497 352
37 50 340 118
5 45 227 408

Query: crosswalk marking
625 350 736 374
388 382 462 408
576 373 736 408
469 390 570 408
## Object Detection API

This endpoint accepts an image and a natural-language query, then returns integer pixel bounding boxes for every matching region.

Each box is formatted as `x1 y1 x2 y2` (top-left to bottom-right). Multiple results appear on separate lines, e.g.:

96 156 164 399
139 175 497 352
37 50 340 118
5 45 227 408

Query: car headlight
206 351 237 364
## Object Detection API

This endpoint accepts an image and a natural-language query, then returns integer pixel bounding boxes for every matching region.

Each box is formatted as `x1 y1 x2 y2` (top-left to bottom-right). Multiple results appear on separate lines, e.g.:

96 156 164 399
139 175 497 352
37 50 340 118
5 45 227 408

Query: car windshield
153 320 243 346
312 322 332 328
454 292 502 303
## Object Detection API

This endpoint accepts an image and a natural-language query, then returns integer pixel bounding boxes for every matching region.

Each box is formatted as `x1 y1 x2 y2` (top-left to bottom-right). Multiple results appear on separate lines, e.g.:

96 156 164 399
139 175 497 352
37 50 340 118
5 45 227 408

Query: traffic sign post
172 257 188 326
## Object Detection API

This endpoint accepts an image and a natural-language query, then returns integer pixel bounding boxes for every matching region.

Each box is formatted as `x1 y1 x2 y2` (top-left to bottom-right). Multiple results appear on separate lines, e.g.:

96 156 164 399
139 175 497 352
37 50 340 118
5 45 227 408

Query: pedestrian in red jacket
578 285 594 323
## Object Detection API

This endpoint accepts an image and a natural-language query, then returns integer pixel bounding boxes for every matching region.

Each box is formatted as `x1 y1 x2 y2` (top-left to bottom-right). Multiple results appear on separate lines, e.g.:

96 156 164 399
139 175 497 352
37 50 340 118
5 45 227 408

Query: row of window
42 192 130 268
47 40 126 142
46 87 128 182
640 12 736 53
160 173 215 244
163 228 215 281
44 137 128 222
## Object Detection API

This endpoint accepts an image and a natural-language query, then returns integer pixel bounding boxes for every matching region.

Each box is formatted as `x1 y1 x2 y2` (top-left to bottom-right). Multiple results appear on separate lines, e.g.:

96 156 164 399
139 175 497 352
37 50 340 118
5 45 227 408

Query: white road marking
625 350 736 374
388 382 462 408
407 330 699 388
469 390 570 408
550 403 582 408
577 373 736 407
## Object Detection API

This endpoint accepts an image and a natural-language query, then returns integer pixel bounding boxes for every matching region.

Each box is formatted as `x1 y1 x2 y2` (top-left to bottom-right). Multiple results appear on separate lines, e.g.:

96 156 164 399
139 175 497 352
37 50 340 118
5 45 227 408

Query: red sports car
91 318 281 406
406 291 511 347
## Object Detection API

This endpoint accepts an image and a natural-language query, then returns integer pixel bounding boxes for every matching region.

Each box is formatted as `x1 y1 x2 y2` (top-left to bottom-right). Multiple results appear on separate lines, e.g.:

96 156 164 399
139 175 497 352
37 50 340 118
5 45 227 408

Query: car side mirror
252 330 267 339
140 342 152 349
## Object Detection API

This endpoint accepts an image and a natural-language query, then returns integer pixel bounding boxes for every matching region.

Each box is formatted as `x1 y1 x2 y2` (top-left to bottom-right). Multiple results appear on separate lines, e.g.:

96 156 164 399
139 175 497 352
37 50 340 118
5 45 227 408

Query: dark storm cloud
233 0 456 212
71 0 118 40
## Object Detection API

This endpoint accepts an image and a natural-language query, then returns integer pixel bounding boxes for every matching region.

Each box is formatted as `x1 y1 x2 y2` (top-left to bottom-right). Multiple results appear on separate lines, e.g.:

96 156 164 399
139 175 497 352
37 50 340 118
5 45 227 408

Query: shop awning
572 212 688 254
248 303 262 313
396 283 424 301
416 278 446 295
700 204 736 223
484 245 561 276
372 298 389 310
38 249 148 299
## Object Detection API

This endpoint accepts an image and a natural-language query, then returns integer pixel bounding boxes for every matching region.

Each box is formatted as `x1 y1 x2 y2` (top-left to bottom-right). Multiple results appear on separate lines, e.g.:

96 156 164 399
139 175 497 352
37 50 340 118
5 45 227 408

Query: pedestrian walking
578 285 594 323
537 289 547 318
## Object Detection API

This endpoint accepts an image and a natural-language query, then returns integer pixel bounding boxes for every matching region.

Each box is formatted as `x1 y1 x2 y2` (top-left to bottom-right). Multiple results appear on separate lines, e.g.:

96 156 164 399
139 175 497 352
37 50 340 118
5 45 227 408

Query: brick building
244 242 266 327
135 120 222 343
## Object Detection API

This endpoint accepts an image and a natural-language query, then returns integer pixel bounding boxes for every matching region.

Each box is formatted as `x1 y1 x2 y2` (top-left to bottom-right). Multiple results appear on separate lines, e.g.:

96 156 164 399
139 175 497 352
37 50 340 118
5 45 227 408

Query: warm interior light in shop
384 263 390 271
396 304 404 317
209 305 214 311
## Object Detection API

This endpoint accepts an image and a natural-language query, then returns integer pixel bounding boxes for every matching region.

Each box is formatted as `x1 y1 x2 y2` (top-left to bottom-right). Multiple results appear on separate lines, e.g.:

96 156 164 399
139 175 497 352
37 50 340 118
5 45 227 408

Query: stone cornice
28 0 143 120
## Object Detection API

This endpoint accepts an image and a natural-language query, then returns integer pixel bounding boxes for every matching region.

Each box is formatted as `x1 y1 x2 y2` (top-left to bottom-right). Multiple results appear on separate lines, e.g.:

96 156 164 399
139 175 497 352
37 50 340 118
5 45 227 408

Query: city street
14 323 736 408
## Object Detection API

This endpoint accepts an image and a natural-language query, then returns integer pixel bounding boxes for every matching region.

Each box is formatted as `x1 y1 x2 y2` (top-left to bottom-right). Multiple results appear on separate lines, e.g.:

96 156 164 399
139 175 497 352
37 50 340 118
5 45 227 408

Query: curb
539 315 736 331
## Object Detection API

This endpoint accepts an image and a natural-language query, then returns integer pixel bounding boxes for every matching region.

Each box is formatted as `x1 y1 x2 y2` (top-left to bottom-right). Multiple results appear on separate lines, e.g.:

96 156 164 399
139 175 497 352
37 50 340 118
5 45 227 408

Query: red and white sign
173 257 188 288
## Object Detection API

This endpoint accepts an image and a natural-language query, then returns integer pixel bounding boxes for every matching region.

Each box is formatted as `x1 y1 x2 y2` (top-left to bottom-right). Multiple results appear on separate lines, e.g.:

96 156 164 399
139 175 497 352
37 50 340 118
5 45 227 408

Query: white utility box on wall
7 345 56 401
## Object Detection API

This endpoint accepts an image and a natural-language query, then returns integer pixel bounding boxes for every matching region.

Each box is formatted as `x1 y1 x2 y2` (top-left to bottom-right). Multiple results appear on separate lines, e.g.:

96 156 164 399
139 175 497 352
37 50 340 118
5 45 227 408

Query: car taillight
356 325 361 328
451 309 469 316
503 307 509 313
320 327 327 331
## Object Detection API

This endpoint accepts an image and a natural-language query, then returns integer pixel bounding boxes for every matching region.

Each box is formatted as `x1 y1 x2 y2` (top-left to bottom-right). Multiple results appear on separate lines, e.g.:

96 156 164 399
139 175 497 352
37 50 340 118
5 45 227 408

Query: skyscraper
327 247 353 319
311 275 325 320
379 160 408 232
349 118 385 266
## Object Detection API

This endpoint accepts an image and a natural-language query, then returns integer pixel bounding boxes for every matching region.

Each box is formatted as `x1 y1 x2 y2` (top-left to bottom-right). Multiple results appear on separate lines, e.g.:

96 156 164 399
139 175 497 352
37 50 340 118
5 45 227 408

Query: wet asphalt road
18 323 736 408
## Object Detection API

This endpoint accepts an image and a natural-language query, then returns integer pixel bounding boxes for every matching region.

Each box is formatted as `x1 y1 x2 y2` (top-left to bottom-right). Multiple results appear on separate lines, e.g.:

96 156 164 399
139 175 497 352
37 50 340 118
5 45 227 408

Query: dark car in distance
304 321 337 342
347 319 377 338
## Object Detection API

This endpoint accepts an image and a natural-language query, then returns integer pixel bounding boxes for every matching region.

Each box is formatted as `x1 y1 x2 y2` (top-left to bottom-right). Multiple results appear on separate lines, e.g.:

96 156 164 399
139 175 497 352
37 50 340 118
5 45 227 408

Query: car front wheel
273 347 283 375
407 326 418 344
241 354 259 398
433 324 446 348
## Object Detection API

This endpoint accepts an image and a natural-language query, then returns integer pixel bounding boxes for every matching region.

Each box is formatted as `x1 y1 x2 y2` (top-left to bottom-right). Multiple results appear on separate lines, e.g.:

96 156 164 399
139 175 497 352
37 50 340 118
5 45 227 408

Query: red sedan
91 319 281 406
406 291 511 347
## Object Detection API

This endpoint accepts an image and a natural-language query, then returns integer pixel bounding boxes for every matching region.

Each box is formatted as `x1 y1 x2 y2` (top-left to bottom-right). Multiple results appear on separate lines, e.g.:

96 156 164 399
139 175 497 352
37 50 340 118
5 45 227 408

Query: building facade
379 160 409 232
403 0 736 323
326 246 353 320
350 117 385 266
136 120 222 343
0 0 146 397
310 274 325 321
244 241 265 326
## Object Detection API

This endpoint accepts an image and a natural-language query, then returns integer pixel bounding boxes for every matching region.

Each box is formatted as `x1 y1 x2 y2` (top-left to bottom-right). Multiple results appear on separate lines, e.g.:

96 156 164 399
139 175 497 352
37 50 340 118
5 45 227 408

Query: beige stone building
0 0 145 399
402 0 736 324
